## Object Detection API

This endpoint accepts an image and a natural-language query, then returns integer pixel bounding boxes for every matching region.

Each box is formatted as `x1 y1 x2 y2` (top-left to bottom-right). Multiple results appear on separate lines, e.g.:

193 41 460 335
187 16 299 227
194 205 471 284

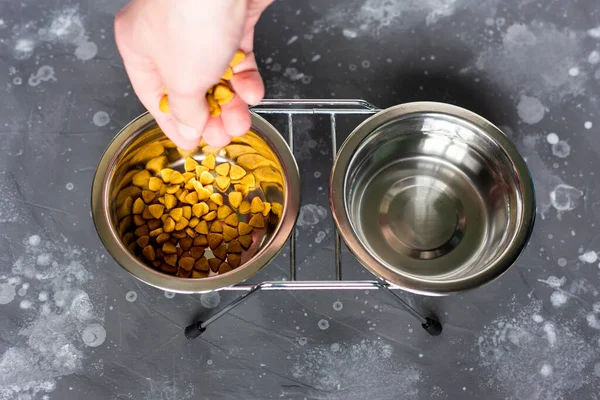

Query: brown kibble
250 197 265 214
227 253 241 269
177 189 189 203
163 217 175 232
192 270 208 279
208 258 222 272
193 182 211 201
224 213 238 227
228 192 243 209
148 219 162 230
127 242 137 253
161 262 178 274
175 217 189 231
190 246 205 259
185 227 197 238
183 172 196 182
205 185 215 194
240 173 256 187
230 165 246 180
189 217 200 228
238 234 253 249
184 177 196 191
156 233 170 244
193 235 208 246
207 233 223 249
192 203 204 218
133 214 146 226
249 213 265 228
237 154 277 170
179 257 194 271
218 262 232 274
179 237 193 251
222 225 238 242
148 177 163 191
234 184 249 197
165 185 180 194
146 155 168 175
152 260 162 268
136 235 150 248
142 245 155 261
228 239 242 253
210 221 223 233
217 205 233 220
195 165 209 179
142 206 153 220
182 205 192 220
132 170 151 189
201 153 216 170
213 83 234 105
122 232 135 244
204 210 217 221
164 254 178 266
194 256 209 272
169 208 183 222
149 227 163 237
221 66 234 80
117 196 133 219
239 201 251 214
262 202 271 217
134 225 149 237
148 204 165 219
208 200 218 211
210 193 223 206
213 244 227 260
195 220 209 235
155 248 165 259
159 185 167 196
117 186 141 208
224 144 256 159
199 171 214 185
253 167 284 186
172 231 186 239
132 198 145 214
184 192 198 204
176 247 184 258
238 222 253 236
170 171 184 184
184 156 199 172
163 242 177 254
177 267 192 278
271 202 283 217
215 163 230 176
215 176 230 192
230 49 246 67
164 194 178 209
142 190 156 204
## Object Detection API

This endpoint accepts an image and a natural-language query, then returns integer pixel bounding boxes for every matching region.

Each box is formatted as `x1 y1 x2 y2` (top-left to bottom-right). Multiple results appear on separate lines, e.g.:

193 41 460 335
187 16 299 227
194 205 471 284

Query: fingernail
176 121 201 140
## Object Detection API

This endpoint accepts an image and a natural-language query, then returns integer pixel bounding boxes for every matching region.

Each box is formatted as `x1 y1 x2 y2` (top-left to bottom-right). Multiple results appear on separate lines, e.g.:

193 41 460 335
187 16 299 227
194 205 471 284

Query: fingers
221 95 252 137
202 117 232 147
230 51 265 105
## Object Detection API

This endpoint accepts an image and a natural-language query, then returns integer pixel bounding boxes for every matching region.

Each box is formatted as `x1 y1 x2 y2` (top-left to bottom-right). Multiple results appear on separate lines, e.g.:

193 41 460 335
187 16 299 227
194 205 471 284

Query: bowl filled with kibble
92 112 300 293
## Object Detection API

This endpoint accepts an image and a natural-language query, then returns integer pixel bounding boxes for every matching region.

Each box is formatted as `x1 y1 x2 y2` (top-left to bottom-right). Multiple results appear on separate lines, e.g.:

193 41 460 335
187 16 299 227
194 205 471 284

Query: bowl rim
329 101 536 296
91 111 300 293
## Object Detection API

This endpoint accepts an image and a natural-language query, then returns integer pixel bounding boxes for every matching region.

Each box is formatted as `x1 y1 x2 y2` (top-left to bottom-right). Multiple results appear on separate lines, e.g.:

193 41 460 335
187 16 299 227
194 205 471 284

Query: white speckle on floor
164 291 175 299
551 141 570 158
549 184 583 212
578 251 598 264
92 111 110 127
125 291 137 302
297 204 328 227
287 35 298 45
584 121 593 129
588 50 600 64
81 324 106 347
343 28 357 39
332 301 343 311
568 67 579 77
65 183 74 191
200 291 220 309
311 54 321 62
314 231 326 244
0 283 16 305
318 319 330 330
517 95 545 124
550 291 568 307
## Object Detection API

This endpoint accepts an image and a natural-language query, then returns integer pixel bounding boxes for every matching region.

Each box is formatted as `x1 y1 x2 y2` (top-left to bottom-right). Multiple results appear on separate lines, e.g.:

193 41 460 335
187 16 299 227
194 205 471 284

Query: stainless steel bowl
92 112 300 293
330 102 535 295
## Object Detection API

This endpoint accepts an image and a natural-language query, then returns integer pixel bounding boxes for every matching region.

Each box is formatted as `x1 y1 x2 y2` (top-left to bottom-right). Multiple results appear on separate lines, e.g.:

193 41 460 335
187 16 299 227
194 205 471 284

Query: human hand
114 0 273 149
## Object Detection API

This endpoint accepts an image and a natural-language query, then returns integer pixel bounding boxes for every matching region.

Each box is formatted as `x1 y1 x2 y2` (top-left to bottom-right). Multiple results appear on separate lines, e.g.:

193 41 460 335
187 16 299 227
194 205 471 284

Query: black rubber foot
184 321 206 339
422 317 443 336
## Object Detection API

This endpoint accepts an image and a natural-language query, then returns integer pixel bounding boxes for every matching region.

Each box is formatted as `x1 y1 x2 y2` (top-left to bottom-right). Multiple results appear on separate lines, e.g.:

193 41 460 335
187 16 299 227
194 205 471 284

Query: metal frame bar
184 99 442 339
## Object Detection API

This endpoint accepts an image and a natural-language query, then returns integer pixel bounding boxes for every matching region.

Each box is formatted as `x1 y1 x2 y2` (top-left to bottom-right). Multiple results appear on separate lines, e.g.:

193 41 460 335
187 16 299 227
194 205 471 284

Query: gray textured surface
1 0 600 399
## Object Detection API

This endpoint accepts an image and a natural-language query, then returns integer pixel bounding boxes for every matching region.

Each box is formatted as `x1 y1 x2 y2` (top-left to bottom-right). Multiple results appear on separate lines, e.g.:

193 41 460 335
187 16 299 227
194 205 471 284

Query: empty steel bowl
330 102 535 295
92 112 300 293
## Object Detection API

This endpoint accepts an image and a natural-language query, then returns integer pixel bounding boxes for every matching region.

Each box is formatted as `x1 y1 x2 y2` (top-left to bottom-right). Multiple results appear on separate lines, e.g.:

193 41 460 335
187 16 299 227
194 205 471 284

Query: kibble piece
142 206 153 220
142 245 155 261
192 203 204 218
195 220 209 235
215 163 230 176
148 219 162 230
148 204 165 219
164 194 178 209
195 165 209 179
239 201 251 214
204 184 214 194
208 200 218 211
194 256 209 272
135 225 149 237
210 193 223 206
262 202 271 217
182 205 192 220
177 189 189 203
184 177 196 191
204 210 217 221
152 260 162 268
163 217 175 232
179 237 193 251
190 246 205 259
193 235 208 246
172 231 187 239
163 242 177 254
193 182 212 201
210 221 223 233
148 177 163 191
175 217 189 231
136 235 150 248
133 214 146 226
164 253 178 266
207 233 223 249
230 165 246 180
208 258 222 272
146 155 168 175
127 242 137 253
117 196 133 219
177 268 192 278
234 184 249 197
201 153 216 170
221 66 234 80
240 173 256 188
183 172 196 182
250 197 265 214
169 208 183 222
185 191 198 205
132 198 145 215
170 171 184 185
185 227 197 238
217 205 233 220
155 248 165 259
117 186 141 208
161 262 177 274
228 239 242 253
271 202 283 218
132 170 151 189
238 234 253 249
215 176 231 192
165 185 180 194
218 262 232 274
192 270 209 279
237 154 277 170
141 190 156 204
189 217 200 228
227 253 241 269
184 156 199 172
249 213 265 228
179 257 194 271
238 222 253 236
149 227 163 237
224 213 238 227
159 95 170 113
213 84 234 105
253 167 284 186
156 233 170 244
213 244 227 260
230 50 246 67
122 232 135 245
222 225 238 242
199 171 215 185
228 192 243 209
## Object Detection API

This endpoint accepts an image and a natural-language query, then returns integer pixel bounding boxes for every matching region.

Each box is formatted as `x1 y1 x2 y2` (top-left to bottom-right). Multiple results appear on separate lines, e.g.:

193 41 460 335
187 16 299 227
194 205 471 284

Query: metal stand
185 100 442 339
